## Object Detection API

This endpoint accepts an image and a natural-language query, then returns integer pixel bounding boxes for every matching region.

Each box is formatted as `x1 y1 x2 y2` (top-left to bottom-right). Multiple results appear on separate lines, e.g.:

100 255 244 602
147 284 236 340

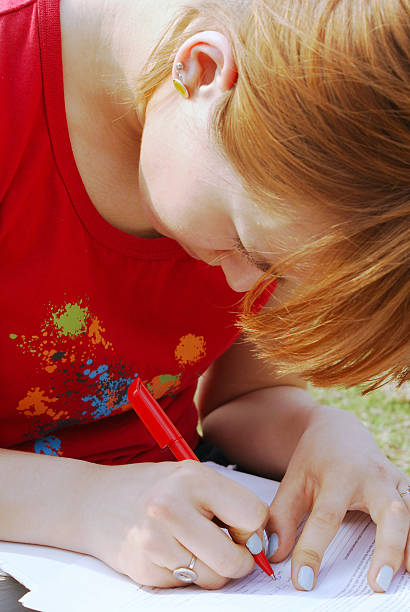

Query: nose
192 249 263 292
218 252 264 292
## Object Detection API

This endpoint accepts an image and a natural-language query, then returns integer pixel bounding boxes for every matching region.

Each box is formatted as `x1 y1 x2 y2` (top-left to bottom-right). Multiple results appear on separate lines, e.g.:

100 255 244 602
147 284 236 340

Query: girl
0 0 409 600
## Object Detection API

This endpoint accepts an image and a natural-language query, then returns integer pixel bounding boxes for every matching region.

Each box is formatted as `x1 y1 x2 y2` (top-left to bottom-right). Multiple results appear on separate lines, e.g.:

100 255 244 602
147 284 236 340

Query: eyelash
233 239 272 273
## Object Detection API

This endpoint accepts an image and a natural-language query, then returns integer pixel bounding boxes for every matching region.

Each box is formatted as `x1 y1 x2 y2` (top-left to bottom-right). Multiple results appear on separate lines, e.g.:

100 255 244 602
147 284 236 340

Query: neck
58 0 185 237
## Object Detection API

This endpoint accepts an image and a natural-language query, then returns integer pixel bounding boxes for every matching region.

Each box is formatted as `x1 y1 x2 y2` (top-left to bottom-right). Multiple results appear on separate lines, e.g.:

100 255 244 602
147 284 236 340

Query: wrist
66 460 109 557
79 461 178 565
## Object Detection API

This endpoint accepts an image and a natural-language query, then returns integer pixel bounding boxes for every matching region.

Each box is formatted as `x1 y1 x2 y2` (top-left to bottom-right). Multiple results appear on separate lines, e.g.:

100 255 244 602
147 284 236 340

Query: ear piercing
173 61 190 99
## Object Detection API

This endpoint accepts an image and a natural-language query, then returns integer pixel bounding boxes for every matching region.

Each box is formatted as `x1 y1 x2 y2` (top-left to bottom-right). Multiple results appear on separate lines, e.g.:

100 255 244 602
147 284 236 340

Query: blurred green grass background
310 385 410 475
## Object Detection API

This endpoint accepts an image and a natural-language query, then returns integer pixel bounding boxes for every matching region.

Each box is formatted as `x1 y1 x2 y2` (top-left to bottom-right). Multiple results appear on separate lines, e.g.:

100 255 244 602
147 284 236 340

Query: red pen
127 375 276 581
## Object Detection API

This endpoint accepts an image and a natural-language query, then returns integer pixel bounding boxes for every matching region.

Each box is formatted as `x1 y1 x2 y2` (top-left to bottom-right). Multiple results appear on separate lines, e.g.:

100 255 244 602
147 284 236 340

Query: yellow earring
173 62 190 98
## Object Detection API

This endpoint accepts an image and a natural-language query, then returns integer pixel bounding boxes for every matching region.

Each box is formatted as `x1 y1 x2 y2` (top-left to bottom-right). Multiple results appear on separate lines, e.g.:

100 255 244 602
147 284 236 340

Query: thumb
266 473 310 562
228 504 269 548
213 515 264 544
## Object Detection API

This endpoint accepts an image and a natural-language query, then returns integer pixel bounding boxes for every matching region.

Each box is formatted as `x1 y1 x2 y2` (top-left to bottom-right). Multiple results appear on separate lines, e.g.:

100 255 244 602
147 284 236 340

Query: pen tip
271 574 276 581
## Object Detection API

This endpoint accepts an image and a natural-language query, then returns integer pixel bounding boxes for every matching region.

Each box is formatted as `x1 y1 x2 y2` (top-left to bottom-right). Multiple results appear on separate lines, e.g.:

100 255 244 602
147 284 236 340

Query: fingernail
267 533 279 558
376 565 394 592
245 533 263 554
298 565 314 591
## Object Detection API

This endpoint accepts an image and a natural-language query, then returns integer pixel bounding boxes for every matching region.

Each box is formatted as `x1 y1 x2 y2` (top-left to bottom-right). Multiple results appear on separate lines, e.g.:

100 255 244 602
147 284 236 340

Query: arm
0 448 268 589
197 335 410 593
0 449 100 551
197 334 314 478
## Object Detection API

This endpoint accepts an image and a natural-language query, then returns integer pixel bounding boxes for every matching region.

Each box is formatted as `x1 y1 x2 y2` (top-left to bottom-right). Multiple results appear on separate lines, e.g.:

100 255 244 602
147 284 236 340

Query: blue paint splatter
82 373 135 419
88 364 109 380
34 435 62 456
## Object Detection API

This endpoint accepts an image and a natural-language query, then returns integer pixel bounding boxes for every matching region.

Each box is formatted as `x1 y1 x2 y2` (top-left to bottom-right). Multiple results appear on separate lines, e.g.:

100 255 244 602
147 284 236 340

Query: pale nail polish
376 565 394 592
267 533 279 558
298 565 314 591
245 533 263 554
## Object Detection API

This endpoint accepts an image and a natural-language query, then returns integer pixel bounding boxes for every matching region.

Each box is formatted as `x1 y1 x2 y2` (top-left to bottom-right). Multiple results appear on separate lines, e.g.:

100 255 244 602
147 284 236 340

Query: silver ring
399 484 410 498
173 554 198 583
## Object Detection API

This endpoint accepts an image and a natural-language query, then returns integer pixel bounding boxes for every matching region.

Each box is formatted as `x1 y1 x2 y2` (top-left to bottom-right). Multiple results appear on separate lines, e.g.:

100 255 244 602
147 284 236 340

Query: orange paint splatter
149 374 182 399
41 348 67 373
53 410 69 421
17 388 58 417
88 317 113 350
175 334 206 367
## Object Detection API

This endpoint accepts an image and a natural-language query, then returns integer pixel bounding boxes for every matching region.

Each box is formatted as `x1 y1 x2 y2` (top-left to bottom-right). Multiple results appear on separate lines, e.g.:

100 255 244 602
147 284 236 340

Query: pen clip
127 376 184 450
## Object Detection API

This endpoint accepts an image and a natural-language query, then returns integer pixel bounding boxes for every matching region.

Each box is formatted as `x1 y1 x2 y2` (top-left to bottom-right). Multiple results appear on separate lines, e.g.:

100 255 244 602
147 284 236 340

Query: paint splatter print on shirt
8 297 207 456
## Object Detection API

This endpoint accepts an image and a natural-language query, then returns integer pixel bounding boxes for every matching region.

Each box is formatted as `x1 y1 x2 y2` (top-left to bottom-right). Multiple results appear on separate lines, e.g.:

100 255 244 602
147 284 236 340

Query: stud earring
173 61 190 99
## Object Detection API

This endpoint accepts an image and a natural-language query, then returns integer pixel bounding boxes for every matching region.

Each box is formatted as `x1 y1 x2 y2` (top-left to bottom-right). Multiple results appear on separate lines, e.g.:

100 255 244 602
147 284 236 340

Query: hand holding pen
128 376 275 585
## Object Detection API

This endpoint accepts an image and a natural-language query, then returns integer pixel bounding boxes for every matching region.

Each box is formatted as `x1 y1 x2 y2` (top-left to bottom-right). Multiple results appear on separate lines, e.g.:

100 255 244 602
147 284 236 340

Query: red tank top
0 0 274 464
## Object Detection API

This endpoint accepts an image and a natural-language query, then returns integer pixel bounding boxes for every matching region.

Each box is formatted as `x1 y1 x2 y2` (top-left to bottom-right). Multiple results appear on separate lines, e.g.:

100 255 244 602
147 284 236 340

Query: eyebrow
234 238 273 273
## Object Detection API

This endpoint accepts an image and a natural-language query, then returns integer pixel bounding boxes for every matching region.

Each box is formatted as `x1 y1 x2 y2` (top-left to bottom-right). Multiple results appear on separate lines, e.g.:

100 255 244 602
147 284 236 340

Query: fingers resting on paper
266 469 351 592
264 407 410 593
367 478 410 592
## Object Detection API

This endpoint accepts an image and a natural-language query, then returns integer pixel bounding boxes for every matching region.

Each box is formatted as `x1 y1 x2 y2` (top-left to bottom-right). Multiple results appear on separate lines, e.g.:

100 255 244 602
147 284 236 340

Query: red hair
136 0 410 390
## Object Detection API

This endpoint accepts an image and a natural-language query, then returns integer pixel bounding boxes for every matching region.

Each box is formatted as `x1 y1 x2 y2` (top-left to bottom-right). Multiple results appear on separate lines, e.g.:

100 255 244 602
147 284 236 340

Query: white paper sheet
0 462 408 611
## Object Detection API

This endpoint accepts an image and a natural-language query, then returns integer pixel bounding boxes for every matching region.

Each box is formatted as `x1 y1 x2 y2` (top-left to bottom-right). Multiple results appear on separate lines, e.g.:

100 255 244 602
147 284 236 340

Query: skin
1 0 408 593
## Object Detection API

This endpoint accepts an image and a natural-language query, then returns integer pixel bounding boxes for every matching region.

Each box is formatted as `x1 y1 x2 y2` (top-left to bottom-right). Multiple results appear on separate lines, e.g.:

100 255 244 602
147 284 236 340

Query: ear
173 31 238 100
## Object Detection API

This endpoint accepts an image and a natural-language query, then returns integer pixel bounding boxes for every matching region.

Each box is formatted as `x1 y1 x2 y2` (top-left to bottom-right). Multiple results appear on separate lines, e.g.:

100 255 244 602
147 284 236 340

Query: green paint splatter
9 332 40 356
52 303 89 337
159 374 181 384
